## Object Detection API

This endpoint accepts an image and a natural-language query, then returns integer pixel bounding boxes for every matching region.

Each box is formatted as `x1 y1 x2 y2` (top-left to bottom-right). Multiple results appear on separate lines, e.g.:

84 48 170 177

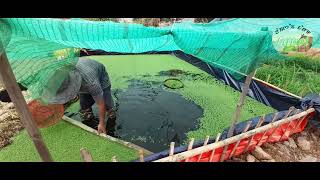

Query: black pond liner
0 83 27 102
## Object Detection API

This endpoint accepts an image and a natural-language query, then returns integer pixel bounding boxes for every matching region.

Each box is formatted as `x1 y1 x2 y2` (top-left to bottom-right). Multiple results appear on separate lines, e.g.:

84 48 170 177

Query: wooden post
197 136 210 162
209 133 221 162
279 109 299 141
220 70 256 162
228 121 252 158
80 148 93 162
112 156 117 162
243 115 265 152
265 107 295 143
0 50 53 162
256 112 279 146
139 150 144 162
185 138 194 162
169 142 175 162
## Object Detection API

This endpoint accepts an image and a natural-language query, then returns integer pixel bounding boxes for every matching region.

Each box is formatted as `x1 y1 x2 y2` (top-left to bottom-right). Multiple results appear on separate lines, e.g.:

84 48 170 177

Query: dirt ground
228 123 320 162
0 101 23 148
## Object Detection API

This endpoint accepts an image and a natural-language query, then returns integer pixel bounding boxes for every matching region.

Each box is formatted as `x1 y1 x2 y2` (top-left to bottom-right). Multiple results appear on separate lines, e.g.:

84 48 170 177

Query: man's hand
98 122 107 134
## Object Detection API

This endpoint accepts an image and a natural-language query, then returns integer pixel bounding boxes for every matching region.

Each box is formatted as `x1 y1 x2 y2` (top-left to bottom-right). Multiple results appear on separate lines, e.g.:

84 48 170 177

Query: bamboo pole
243 115 265 152
153 108 314 162
169 142 175 162
209 133 221 162
197 136 210 162
80 148 93 162
112 156 117 162
63 116 153 155
228 121 252 158
185 138 194 162
139 150 144 162
220 70 256 162
256 112 279 146
0 49 53 162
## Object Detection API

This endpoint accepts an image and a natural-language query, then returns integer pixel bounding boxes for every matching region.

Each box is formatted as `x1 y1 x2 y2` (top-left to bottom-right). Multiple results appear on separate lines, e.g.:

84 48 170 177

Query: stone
296 136 311 151
246 154 256 162
276 143 291 156
288 137 298 149
298 156 318 162
251 146 273 160
261 159 276 162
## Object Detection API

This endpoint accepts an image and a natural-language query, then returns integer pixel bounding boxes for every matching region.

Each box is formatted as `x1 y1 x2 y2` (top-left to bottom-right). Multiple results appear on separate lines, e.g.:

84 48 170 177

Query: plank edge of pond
62 116 153 156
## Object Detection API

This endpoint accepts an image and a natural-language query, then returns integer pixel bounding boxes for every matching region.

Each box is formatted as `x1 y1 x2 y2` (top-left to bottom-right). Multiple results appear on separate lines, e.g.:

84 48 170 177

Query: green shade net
1 18 319 102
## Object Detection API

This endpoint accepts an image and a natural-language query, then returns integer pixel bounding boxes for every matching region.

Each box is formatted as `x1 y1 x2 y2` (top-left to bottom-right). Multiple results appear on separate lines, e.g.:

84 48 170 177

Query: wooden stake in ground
0 50 53 162
185 138 194 162
139 150 144 162
169 142 175 162
209 133 221 162
80 148 93 162
220 70 256 162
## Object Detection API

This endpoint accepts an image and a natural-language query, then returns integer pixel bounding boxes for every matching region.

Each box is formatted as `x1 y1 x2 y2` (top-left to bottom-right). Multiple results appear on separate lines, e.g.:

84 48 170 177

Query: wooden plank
80 148 93 162
154 108 314 162
0 50 53 162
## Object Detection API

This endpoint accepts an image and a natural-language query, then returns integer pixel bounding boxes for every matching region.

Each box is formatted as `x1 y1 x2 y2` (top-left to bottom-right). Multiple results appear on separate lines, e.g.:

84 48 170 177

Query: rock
310 133 317 142
296 136 311 151
298 156 318 162
300 131 308 137
283 141 290 147
246 154 256 162
262 143 277 150
276 143 291 156
288 137 298 149
251 146 273 160
261 159 276 162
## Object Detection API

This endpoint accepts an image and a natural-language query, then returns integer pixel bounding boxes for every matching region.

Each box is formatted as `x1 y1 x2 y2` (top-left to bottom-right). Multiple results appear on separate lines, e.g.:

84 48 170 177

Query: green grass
256 54 320 96
89 55 275 142
0 121 138 162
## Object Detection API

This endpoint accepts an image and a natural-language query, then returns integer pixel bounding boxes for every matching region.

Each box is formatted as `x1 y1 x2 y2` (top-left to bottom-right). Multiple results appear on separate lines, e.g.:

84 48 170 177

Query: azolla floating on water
164 78 184 89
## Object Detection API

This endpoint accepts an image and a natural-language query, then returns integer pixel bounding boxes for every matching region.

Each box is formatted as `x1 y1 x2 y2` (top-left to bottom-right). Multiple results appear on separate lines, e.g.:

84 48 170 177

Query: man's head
46 69 82 105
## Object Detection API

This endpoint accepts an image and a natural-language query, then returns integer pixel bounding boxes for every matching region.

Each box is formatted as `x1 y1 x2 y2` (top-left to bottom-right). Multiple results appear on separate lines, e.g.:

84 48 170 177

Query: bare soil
228 123 320 162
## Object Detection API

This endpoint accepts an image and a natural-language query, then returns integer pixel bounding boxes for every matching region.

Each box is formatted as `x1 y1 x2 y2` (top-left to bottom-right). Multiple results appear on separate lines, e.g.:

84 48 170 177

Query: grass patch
256 54 320 96
0 121 138 162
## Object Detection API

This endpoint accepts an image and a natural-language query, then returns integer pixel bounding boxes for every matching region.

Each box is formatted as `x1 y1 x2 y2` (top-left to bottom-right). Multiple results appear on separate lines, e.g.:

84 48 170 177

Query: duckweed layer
0 121 138 162
90 55 275 142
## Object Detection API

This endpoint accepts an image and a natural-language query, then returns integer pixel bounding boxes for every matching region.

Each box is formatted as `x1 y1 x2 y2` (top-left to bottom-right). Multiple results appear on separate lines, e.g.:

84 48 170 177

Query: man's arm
95 97 107 134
